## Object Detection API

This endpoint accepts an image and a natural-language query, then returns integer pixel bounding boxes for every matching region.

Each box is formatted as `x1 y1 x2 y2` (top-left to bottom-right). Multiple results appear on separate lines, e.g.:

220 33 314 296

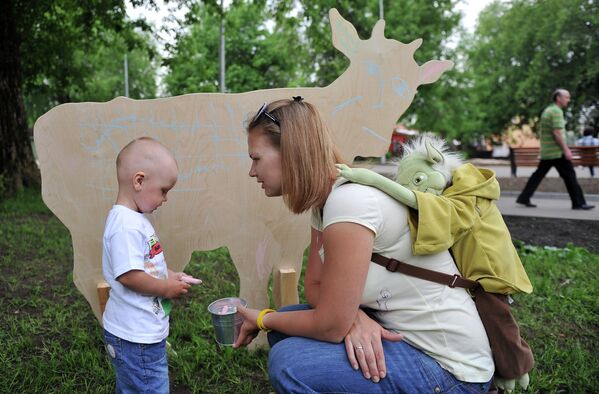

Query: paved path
358 159 599 221
497 191 598 221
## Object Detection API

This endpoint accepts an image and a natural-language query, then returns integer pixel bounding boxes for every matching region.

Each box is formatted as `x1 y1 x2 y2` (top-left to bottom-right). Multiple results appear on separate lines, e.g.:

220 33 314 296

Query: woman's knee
267 344 287 384
268 337 304 370
267 339 311 392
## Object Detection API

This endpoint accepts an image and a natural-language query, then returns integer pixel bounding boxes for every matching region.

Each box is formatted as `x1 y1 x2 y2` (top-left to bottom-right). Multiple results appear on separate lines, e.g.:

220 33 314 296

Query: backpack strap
371 253 480 291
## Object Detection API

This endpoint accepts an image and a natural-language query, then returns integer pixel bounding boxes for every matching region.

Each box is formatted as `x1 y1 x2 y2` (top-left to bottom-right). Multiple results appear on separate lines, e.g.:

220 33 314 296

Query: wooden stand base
97 281 110 315
278 268 298 307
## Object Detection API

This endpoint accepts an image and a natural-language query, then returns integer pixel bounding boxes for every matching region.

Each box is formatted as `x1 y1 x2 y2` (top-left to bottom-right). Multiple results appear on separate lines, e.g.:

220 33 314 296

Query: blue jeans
267 305 491 394
104 329 169 394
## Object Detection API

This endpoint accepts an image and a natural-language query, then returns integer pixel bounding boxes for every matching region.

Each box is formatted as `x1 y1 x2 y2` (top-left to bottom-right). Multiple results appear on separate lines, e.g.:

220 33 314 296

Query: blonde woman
234 98 494 393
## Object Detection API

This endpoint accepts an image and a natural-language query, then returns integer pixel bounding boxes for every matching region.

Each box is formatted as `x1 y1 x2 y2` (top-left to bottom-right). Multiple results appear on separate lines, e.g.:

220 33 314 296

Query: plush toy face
395 156 447 195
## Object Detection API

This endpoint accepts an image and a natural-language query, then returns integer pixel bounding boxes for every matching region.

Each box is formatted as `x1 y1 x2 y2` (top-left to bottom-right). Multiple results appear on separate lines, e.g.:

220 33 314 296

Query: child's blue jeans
104 329 169 394
267 304 492 394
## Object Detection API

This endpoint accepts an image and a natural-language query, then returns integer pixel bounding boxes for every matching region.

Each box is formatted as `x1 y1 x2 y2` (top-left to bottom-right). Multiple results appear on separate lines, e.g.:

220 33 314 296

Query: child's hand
163 276 191 299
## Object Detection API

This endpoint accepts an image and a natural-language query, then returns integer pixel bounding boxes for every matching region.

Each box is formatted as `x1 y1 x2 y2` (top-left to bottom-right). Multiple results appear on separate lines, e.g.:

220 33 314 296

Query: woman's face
248 129 283 197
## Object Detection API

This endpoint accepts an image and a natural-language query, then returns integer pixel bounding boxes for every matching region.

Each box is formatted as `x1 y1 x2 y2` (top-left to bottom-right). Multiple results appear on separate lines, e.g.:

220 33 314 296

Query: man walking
516 89 594 210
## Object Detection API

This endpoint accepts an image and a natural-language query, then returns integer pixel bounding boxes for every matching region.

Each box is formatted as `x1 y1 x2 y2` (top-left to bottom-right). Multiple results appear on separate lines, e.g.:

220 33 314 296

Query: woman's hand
232 305 261 348
344 309 404 383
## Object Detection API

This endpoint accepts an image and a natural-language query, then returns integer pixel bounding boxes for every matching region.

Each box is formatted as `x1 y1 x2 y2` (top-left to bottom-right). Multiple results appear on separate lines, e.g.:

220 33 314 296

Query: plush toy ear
425 139 444 165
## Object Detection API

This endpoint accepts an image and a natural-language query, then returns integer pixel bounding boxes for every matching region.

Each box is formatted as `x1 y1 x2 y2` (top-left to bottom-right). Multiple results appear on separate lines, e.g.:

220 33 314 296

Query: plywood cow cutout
34 8 452 323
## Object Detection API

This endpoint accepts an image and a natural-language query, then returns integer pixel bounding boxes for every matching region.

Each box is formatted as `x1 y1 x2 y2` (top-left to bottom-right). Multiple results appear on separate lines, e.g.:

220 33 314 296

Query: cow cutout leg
97 281 110 316
228 244 272 312
278 268 299 307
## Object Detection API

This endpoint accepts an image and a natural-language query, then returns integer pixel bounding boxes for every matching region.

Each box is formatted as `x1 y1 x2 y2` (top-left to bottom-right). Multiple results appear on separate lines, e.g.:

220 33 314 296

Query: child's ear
133 172 145 191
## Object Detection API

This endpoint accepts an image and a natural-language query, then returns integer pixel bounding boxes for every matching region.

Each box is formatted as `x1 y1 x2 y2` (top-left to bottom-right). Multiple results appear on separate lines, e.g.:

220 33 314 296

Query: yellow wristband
256 308 275 332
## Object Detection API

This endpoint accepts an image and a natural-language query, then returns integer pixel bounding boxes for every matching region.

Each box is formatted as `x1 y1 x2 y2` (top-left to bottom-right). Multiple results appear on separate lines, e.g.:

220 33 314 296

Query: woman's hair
247 99 343 214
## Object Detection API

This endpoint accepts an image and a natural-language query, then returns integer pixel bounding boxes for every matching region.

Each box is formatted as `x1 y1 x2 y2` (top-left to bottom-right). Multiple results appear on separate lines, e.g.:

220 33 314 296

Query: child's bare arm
118 270 190 298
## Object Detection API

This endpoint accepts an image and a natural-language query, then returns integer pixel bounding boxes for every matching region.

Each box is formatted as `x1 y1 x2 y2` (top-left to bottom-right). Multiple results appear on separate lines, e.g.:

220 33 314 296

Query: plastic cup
207 297 247 346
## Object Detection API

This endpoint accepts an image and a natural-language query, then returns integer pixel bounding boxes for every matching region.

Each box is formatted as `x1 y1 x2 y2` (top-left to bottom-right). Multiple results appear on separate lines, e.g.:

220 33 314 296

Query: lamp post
124 53 129 97
219 0 226 92
378 0 386 163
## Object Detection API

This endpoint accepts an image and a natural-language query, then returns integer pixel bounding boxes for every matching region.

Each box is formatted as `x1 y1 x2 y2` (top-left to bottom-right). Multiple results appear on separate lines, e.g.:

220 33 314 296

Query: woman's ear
133 171 145 191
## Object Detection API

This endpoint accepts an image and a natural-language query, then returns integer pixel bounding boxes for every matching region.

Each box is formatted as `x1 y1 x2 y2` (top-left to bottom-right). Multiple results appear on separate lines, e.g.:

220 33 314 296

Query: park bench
510 146 599 176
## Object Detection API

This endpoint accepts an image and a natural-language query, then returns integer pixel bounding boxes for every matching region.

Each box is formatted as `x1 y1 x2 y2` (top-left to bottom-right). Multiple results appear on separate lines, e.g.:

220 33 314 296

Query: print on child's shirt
148 235 163 259
145 234 165 279
144 234 171 316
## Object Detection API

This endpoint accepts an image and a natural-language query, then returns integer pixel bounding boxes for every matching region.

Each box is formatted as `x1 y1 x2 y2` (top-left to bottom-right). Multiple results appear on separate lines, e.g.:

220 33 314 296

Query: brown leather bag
371 253 534 379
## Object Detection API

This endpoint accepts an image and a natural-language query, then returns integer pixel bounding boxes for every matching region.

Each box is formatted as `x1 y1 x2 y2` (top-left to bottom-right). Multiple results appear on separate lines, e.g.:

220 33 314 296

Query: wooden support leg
278 268 298 307
97 281 111 315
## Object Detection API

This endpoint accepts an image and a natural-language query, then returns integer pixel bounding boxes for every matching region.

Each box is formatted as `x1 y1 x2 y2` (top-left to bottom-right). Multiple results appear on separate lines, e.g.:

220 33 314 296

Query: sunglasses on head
255 103 280 127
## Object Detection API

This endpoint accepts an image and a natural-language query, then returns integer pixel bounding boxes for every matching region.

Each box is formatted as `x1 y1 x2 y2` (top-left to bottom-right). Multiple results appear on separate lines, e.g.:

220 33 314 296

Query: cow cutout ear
329 8 360 57
425 138 445 165
418 60 454 85
371 19 386 40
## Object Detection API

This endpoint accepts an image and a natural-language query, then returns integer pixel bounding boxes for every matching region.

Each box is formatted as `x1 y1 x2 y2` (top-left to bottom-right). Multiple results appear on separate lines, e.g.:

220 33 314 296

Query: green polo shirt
539 103 566 159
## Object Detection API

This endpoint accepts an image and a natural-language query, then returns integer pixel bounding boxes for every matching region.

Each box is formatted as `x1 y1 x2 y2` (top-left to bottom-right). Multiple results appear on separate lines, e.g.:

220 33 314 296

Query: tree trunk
0 0 40 197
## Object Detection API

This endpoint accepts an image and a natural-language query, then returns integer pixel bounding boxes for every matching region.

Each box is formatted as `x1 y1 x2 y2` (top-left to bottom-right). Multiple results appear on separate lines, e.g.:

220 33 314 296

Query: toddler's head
116 137 178 213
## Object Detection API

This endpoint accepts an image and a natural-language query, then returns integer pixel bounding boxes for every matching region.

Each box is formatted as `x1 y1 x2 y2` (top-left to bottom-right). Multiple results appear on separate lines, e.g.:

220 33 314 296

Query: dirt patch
504 216 599 254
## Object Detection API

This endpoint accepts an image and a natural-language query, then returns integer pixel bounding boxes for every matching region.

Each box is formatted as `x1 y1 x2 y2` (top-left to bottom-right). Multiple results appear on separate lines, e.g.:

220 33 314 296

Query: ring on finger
355 345 364 350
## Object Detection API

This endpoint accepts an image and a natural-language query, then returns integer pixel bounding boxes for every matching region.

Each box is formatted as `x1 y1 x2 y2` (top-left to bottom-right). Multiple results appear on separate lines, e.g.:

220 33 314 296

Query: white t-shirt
312 180 494 382
102 205 169 344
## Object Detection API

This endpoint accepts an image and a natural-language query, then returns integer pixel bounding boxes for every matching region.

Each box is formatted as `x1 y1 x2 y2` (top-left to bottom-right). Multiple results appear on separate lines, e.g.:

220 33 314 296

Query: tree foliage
465 0 599 137
289 0 460 135
165 0 306 94
1 0 158 197
25 29 158 124
7 0 597 198
165 0 462 137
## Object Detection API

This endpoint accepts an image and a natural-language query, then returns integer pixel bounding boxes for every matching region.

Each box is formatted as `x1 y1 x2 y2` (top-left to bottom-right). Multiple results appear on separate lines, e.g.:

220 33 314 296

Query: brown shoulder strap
371 253 480 291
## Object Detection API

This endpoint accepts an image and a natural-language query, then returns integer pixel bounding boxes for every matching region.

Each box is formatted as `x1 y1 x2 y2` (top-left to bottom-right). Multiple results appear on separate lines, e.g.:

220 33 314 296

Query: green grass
1 189 598 393
0 189 271 393
510 243 599 392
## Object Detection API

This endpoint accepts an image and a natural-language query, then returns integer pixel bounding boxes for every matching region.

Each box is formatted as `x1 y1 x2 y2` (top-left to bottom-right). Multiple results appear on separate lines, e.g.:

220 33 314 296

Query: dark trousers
517 155 586 207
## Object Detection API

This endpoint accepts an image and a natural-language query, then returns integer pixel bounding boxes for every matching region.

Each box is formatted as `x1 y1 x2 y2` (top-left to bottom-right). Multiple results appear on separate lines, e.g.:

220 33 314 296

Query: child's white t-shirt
102 205 169 344
312 180 494 383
